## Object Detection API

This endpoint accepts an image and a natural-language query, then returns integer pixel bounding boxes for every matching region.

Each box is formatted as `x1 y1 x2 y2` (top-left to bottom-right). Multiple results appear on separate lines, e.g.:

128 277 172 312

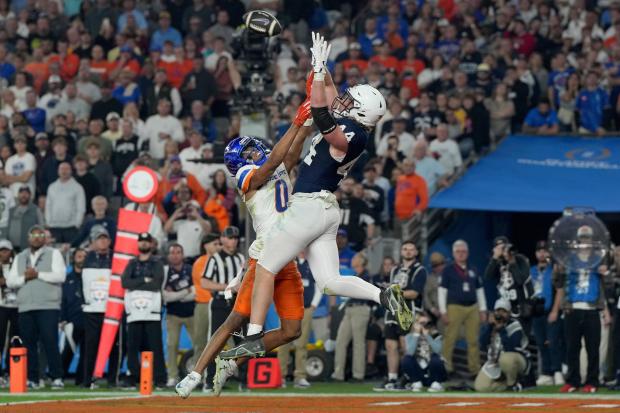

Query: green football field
1 382 619 404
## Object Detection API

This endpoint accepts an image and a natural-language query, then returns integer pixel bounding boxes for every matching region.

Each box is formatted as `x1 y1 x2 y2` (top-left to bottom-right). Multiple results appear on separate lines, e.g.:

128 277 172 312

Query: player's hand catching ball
293 98 313 127
310 31 331 80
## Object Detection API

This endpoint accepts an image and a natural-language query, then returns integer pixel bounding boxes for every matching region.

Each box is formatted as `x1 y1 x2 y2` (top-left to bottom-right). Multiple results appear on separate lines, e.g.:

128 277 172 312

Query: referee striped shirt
203 251 245 297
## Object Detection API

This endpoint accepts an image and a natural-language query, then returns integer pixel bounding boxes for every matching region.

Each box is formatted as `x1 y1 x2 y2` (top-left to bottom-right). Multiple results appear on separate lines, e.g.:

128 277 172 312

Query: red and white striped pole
93 167 159 379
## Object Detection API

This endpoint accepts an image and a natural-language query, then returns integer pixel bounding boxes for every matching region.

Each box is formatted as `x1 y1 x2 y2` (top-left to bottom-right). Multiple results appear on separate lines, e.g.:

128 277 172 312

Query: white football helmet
331 84 387 128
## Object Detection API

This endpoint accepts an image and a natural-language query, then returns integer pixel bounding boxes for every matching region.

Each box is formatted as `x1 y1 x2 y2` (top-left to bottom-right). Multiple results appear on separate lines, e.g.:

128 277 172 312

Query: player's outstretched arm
246 100 311 191
309 32 348 153
284 125 313 173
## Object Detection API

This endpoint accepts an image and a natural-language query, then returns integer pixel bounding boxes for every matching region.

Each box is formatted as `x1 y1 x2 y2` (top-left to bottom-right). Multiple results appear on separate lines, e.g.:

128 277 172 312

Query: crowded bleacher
0 0 618 396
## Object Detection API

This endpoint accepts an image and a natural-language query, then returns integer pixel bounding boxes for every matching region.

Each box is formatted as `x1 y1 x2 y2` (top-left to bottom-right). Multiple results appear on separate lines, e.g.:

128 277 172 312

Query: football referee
200 226 245 392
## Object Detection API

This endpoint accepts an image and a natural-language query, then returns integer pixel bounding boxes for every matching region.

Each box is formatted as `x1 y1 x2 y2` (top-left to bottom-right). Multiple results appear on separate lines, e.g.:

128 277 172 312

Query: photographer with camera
163 199 212 261
475 299 530 392
401 310 447 392
530 241 566 386
485 236 533 322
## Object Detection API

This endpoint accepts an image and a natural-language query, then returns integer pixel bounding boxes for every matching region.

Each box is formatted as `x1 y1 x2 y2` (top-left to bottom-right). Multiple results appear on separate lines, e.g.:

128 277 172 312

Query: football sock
247 324 263 336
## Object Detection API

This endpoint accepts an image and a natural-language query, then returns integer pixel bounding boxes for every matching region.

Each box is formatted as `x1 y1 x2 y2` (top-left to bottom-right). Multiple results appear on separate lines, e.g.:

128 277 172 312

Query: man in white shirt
38 75 64 125
429 124 462 176
179 130 206 181
56 82 91 121
163 201 212 260
377 118 417 158
412 140 447 195
4 135 36 197
143 98 184 161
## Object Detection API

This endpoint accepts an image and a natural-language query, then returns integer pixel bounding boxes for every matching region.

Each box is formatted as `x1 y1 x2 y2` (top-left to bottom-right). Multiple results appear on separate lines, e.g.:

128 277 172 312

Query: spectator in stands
81 229 118 388
412 140 446 196
72 196 117 248
530 240 565 386
60 248 86 385
180 57 217 112
557 226 611 393
7 186 44 251
111 68 141 106
429 124 462 176
151 11 182 51
121 232 167 389
163 243 195 387
336 228 356 274
523 98 560 134
331 253 372 382
164 200 212 261
402 310 447 392
475 299 530 392
576 71 610 135
56 83 90 122
205 170 234 231
4 134 36 196
22 90 45 134
393 158 428 238
45 162 86 243
73 155 102 213
485 83 515 143
358 18 381 58
485 236 532 320
111 119 140 179
144 99 184 161
159 156 207 214
278 250 321 389
376 117 416 158
102 112 122 142
79 119 113 161
191 233 219 369
361 165 385 225
86 141 114 200
144 69 182 118
75 67 102 106
7 225 66 389
439 240 487 377
375 241 427 391
337 178 375 251
91 82 124 122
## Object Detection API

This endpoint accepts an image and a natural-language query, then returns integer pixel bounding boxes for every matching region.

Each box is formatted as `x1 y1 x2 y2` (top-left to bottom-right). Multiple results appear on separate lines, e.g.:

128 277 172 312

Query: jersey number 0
274 179 289 212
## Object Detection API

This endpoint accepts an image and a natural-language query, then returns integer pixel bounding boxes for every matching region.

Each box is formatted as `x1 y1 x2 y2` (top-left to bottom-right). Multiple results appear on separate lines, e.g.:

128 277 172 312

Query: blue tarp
430 135 620 212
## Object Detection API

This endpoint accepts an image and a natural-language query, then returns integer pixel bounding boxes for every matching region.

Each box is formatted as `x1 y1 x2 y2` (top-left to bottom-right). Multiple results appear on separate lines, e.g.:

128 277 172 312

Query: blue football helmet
224 136 271 176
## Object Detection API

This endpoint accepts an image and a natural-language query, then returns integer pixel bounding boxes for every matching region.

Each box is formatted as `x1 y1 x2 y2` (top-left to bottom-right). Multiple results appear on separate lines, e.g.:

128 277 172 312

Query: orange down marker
140 351 153 395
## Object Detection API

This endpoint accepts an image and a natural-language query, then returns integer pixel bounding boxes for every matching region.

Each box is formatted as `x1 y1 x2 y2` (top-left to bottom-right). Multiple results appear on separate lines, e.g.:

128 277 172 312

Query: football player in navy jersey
220 32 412 360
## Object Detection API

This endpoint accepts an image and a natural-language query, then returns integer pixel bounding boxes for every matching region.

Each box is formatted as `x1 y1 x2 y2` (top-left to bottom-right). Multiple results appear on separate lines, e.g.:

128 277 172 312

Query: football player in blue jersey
220 32 413 360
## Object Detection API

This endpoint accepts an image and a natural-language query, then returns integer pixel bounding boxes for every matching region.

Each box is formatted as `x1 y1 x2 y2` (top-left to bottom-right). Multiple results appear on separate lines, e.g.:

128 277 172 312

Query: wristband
314 71 325 81
311 106 337 135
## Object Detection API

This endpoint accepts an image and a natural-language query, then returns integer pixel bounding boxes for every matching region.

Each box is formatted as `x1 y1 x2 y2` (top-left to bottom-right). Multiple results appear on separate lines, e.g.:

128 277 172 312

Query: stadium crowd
0 0 617 395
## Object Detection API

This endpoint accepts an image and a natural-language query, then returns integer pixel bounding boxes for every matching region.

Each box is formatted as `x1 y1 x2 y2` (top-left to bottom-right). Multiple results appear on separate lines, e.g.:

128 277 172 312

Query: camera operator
556 225 611 393
475 299 530 392
485 236 533 321
530 241 565 386
401 310 447 392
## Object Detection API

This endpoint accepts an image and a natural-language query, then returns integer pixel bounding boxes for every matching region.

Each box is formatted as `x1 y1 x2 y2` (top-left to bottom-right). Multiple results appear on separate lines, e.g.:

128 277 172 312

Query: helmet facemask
332 91 358 120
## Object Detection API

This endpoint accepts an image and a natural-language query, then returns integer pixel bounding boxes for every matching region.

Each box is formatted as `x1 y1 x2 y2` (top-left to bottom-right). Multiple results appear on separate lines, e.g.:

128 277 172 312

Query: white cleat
213 357 238 396
175 371 202 399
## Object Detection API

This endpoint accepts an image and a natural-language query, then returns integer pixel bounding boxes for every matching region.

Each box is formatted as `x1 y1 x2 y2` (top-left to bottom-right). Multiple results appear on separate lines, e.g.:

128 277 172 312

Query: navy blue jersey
294 117 368 194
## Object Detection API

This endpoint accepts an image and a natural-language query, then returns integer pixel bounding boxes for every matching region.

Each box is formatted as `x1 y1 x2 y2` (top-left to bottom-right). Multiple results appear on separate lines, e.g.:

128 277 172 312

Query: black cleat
219 332 266 360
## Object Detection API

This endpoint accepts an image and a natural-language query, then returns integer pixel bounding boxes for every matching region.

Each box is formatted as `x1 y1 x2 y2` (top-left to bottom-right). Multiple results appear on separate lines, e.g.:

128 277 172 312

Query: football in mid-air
243 10 282 37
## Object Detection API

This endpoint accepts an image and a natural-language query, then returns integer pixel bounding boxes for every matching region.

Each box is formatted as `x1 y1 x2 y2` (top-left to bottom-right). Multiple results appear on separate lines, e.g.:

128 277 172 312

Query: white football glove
310 31 331 80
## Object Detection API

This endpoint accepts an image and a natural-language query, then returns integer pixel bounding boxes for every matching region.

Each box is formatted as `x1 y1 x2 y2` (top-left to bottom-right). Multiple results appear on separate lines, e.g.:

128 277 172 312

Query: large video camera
230 28 280 114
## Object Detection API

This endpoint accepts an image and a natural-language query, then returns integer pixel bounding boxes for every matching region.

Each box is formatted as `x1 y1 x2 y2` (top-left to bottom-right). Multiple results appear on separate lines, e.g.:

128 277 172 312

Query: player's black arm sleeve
311 106 337 135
